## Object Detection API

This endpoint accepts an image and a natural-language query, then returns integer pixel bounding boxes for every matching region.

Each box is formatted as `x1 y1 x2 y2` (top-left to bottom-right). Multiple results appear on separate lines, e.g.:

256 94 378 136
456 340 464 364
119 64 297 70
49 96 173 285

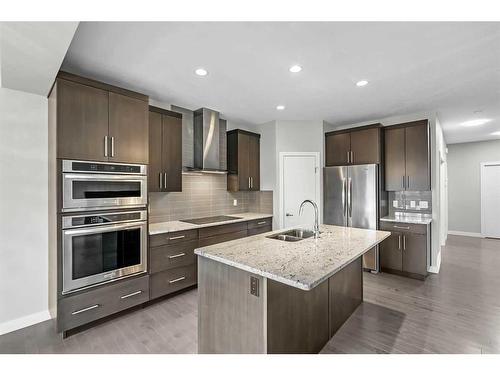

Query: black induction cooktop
180 215 242 225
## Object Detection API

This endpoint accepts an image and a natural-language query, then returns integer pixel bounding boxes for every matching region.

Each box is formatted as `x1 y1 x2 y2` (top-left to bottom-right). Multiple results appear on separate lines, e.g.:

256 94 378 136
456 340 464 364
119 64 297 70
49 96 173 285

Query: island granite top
195 224 390 291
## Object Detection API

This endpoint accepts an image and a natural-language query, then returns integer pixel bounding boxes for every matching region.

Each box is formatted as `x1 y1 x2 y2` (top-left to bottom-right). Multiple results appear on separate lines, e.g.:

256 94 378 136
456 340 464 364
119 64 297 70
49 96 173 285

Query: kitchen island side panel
197 256 267 354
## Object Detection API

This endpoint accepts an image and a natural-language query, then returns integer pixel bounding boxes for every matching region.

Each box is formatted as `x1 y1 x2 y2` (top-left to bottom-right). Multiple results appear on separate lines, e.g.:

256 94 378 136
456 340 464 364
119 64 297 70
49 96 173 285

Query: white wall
0 87 50 334
326 112 447 273
447 139 500 235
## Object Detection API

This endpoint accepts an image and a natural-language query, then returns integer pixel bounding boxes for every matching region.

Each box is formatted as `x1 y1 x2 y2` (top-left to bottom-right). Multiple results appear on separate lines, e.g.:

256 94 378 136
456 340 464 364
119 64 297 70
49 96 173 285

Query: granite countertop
149 212 273 235
380 214 433 225
195 224 390 291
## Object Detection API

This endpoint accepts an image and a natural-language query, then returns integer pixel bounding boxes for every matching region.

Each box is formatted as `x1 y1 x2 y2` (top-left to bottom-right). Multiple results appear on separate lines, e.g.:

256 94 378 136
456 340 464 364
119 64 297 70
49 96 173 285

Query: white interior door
481 162 500 238
280 153 320 229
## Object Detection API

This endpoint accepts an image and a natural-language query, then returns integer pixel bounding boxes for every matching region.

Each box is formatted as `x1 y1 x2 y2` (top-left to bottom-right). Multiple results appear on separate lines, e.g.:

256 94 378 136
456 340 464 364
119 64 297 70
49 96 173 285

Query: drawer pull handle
168 252 186 259
71 304 100 315
393 226 410 230
257 221 266 225
169 276 186 284
169 235 186 240
120 290 143 299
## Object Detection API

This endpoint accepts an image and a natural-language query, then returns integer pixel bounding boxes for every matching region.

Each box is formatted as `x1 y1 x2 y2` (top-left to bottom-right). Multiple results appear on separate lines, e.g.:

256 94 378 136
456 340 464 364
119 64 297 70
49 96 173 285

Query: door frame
279 152 321 229
480 161 500 238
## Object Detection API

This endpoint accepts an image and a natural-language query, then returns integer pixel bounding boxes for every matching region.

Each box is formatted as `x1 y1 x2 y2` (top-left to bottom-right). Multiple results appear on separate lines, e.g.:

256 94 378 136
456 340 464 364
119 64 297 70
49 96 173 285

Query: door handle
159 172 163 190
350 151 354 164
257 221 267 225
393 225 410 230
398 234 401 250
169 235 186 240
110 136 115 157
346 151 350 163
169 276 186 284
71 304 100 315
407 175 410 190
168 253 186 259
104 136 109 157
341 178 346 218
348 177 353 218
403 235 406 251
250 177 253 189
402 175 405 189
164 172 167 190
248 177 251 189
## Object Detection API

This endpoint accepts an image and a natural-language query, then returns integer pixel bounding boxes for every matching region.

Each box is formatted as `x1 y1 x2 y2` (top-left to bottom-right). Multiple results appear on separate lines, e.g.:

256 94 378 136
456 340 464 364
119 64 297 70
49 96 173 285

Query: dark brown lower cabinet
380 222 429 280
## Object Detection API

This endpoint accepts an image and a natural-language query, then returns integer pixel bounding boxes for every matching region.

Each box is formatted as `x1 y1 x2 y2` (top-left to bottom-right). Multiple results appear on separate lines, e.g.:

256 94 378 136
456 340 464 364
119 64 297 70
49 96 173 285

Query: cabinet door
325 132 350 166
237 133 250 191
350 128 381 164
248 135 260 190
108 92 149 164
402 233 427 276
148 111 163 192
57 79 109 162
384 127 406 191
162 114 183 192
405 122 430 191
379 231 403 271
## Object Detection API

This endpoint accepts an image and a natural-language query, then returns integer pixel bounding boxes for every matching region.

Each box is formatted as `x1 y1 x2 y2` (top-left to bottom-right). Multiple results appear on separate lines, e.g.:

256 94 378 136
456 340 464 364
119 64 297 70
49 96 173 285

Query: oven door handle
63 221 146 236
63 173 146 182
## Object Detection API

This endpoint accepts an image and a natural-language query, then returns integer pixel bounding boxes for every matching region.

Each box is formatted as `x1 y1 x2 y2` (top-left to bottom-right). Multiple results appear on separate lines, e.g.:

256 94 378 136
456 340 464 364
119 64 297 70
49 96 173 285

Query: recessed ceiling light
491 131 500 136
276 105 285 110
289 65 302 73
195 68 208 76
461 119 491 127
356 80 368 87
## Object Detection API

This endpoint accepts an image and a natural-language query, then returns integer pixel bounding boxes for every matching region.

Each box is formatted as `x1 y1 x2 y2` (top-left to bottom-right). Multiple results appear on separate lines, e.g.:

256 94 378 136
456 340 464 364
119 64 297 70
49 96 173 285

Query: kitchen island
195 224 390 354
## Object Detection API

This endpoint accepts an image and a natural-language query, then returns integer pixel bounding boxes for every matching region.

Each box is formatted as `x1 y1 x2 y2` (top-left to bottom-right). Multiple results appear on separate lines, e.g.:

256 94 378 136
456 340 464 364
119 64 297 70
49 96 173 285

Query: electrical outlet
233 199 238 206
393 200 399 208
419 201 429 209
250 277 259 297
410 201 416 208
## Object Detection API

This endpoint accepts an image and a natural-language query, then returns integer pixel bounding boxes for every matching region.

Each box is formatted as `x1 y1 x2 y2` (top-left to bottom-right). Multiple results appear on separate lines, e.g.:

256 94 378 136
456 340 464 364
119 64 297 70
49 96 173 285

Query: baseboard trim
448 230 484 238
0 310 51 335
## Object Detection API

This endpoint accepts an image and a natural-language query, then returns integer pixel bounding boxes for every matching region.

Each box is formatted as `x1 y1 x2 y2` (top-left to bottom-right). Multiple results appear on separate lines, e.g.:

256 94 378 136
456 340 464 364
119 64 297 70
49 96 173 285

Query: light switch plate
393 200 399 208
233 199 238 206
419 201 429 209
410 201 416 208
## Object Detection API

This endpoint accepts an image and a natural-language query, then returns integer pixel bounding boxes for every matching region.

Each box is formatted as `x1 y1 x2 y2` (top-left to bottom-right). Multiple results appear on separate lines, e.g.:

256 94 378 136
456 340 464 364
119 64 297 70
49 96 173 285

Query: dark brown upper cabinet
54 71 149 164
325 125 382 166
148 106 183 192
227 129 261 191
384 120 430 191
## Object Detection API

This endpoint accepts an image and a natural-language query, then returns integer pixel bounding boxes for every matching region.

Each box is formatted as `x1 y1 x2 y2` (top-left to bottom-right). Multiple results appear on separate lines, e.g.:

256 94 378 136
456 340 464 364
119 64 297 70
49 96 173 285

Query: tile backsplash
149 174 273 223
388 191 432 215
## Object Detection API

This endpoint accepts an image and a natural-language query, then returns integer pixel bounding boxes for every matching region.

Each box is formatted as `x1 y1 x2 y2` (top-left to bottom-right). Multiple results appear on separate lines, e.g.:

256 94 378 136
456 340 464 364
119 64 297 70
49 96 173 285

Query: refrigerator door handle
348 177 353 218
342 178 346 219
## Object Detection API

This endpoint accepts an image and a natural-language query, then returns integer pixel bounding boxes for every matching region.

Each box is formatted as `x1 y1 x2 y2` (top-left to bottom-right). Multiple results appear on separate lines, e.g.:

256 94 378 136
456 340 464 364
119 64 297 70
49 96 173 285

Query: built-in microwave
61 209 148 294
62 160 147 212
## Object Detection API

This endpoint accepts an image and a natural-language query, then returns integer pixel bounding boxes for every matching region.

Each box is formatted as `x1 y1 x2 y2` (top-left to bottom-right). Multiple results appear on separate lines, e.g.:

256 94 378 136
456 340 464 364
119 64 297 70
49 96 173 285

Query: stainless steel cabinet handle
104 136 109 157
110 136 115 157
120 290 143 300
394 225 410 230
398 234 401 250
159 172 163 190
402 176 405 189
350 151 354 164
403 235 406 250
257 221 266 225
347 151 350 163
164 172 167 190
169 276 186 284
251 177 253 189
169 235 186 240
168 252 186 259
71 304 100 315
407 175 410 190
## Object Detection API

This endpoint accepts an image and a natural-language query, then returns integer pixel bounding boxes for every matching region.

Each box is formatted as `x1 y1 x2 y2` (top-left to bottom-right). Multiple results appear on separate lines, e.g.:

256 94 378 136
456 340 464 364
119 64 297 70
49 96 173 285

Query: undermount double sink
266 229 315 242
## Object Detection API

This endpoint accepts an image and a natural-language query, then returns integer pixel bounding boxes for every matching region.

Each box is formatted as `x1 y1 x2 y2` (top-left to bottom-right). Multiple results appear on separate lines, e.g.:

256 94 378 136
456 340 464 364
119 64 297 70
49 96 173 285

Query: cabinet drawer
247 218 272 230
58 274 149 332
150 265 197 299
380 221 427 235
150 239 198 274
149 229 198 247
198 230 248 247
199 222 248 239
248 224 272 237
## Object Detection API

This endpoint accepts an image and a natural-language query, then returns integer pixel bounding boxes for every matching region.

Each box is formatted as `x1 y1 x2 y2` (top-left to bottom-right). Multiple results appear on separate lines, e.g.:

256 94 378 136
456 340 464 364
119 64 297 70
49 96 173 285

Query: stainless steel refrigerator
324 164 379 272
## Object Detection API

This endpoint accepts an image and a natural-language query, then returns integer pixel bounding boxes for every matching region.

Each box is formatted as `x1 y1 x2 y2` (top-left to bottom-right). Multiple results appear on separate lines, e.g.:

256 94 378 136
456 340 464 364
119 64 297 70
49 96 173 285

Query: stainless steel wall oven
61 210 148 294
62 160 147 212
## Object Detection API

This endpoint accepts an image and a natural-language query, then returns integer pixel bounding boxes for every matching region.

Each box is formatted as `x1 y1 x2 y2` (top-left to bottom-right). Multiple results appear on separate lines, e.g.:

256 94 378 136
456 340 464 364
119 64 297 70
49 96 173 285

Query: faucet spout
299 199 320 239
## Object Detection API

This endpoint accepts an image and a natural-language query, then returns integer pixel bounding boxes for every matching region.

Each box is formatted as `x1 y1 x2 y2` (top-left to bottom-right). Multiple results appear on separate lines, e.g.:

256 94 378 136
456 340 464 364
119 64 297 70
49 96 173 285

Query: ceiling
62 22 500 144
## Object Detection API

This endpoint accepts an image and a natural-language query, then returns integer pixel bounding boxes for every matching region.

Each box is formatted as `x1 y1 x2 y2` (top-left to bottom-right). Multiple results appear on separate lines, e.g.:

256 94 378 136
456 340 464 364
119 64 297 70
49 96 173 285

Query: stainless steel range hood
184 108 227 174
